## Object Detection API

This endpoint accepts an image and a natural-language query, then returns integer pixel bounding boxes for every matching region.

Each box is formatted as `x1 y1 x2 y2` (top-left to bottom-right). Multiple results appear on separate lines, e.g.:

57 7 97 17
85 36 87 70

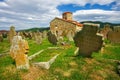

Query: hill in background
80 21 120 28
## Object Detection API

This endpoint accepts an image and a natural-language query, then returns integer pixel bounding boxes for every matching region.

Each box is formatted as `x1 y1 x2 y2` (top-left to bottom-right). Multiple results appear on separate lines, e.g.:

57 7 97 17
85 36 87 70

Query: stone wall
50 18 76 38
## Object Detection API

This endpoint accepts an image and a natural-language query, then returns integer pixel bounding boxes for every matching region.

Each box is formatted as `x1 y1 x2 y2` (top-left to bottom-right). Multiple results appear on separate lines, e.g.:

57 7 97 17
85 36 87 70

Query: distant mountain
80 21 120 28
18 27 50 32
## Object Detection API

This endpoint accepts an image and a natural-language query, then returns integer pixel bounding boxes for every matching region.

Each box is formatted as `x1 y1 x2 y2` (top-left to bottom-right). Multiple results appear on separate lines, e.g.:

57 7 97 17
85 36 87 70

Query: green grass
31 49 63 62
0 38 120 80
92 44 120 60
0 38 10 53
28 38 56 56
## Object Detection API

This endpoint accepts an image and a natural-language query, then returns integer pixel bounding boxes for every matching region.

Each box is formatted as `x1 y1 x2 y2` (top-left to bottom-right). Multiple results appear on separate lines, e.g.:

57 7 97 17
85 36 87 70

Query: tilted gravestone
74 25 103 57
10 35 29 69
9 26 16 44
47 31 58 45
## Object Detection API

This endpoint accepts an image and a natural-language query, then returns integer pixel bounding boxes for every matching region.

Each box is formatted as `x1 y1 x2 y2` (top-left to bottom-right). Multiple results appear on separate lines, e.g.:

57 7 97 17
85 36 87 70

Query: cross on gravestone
10 35 29 69
74 25 103 57
47 31 58 45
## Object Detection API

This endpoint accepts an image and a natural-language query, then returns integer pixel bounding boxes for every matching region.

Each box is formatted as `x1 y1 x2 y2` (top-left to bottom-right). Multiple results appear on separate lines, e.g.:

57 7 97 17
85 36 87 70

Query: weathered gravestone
74 25 103 57
10 35 29 69
66 30 74 41
9 26 16 44
0 33 3 42
42 31 47 39
107 31 120 43
35 32 42 44
18 32 25 39
100 24 112 39
47 31 58 45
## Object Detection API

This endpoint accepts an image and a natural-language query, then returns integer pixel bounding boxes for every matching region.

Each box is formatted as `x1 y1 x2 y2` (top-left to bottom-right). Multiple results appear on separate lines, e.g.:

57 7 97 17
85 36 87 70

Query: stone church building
50 12 83 40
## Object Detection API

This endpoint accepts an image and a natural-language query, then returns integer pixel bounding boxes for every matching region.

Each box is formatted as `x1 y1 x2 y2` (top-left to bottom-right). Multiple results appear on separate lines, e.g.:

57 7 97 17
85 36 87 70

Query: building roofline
53 17 83 27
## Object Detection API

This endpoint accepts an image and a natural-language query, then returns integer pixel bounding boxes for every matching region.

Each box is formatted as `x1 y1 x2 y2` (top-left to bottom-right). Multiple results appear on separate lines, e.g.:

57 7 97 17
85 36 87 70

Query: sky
0 0 120 30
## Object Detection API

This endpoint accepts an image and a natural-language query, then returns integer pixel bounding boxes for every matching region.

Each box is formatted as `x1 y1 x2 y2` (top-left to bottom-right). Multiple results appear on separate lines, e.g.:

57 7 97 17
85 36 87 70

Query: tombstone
74 25 103 57
0 33 3 42
10 35 29 69
8 26 16 44
18 32 25 39
107 31 120 43
28 32 32 39
23 31 29 38
66 30 74 41
34 32 42 44
100 24 112 39
42 31 47 39
47 31 58 45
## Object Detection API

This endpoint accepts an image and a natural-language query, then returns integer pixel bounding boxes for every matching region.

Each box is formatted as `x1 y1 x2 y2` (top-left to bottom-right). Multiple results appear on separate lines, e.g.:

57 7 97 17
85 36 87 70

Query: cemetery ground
0 38 120 80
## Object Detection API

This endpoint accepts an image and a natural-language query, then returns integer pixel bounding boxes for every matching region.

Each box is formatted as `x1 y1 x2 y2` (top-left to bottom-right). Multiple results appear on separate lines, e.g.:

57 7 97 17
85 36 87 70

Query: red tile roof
55 17 83 27
63 12 72 14
0 30 8 34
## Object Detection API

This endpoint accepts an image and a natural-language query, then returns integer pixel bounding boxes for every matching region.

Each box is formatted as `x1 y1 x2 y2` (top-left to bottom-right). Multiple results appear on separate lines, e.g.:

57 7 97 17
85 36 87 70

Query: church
50 12 83 39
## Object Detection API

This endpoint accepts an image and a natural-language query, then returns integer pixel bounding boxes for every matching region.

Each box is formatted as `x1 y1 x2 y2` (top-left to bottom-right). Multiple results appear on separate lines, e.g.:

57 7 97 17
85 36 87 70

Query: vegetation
0 38 120 80
18 27 50 32
81 21 120 29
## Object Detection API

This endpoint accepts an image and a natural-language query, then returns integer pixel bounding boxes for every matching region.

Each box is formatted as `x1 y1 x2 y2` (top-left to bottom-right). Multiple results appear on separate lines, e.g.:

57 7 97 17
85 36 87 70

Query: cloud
112 0 120 10
73 9 120 23
0 0 119 30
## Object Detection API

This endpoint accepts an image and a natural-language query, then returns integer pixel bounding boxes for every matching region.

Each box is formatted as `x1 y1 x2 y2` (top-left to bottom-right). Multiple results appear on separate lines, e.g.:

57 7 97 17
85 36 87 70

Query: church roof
54 17 83 27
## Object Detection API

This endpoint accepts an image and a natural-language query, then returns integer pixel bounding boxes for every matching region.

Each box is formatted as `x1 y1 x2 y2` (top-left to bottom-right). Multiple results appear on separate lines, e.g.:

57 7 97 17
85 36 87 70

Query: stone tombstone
74 25 103 57
10 35 29 69
100 24 112 39
42 31 47 39
66 30 74 41
23 32 29 38
28 32 32 39
32 32 36 40
47 31 58 45
0 33 3 42
18 32 25 39
107 31 120 43
9 26 16 44
35 32 42 44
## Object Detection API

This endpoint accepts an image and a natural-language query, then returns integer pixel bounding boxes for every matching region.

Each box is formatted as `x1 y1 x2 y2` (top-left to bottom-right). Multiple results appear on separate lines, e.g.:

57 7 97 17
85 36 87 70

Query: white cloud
0 0 119 30
73 9 120 23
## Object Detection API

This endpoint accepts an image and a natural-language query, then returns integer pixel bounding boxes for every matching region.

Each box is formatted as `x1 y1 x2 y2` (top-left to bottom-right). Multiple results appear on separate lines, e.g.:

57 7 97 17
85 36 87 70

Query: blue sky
0 0 120 30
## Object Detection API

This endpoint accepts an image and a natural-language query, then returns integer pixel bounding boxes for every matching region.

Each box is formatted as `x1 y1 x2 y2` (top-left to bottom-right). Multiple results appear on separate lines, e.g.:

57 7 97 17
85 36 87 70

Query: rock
10 35 29 69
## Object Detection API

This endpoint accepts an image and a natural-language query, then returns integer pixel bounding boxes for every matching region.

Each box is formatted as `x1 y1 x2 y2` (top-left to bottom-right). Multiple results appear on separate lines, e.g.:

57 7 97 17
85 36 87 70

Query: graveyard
0 24 120 80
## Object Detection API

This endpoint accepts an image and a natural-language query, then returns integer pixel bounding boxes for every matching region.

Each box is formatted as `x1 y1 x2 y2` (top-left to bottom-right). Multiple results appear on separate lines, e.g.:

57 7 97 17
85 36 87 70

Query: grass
28 38 56 56
0 38 10 53
31 48 63 62
0 38 120 80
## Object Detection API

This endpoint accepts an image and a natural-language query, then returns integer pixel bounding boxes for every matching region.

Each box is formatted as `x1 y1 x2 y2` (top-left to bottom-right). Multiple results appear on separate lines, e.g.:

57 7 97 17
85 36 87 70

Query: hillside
18 27 50 32
80 21 120 28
